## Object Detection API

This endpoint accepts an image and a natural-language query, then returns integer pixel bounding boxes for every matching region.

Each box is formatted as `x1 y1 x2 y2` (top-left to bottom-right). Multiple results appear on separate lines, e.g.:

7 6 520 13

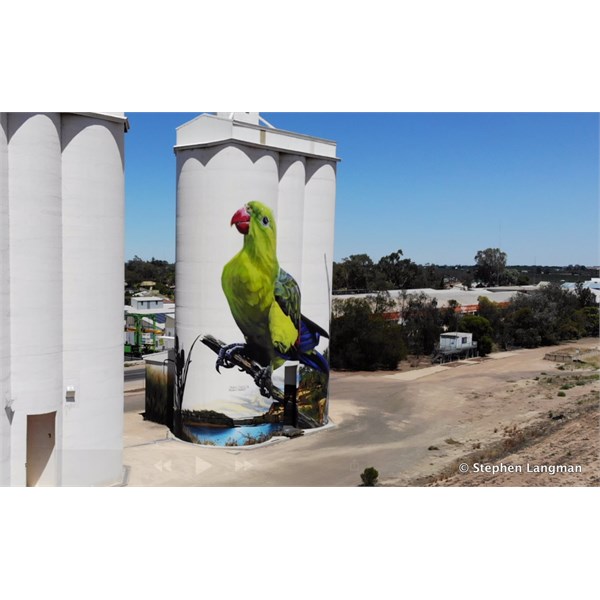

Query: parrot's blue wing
274 268 330 373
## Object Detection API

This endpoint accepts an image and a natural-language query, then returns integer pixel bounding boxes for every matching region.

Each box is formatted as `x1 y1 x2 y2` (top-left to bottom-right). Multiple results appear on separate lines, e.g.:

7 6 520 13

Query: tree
440 299 460 332
377 249 419 289
478 336 494 356
332 250 447 292
502 283 589 348
575 282 597 308
413 263 444 289
125 256 175 297
458 315 494 356
401 292 442 356
574 306 599 337
333 254 376 291
330 295 407 370
332 261 347 290
476 296 507 346
376 251 443 290
373 290 395 314
474 248 507 286
499 268 518 285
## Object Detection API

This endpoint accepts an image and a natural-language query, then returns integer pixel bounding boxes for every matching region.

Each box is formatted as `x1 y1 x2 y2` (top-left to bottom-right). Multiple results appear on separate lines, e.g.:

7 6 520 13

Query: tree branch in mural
208 201 329 399
200 334 285 402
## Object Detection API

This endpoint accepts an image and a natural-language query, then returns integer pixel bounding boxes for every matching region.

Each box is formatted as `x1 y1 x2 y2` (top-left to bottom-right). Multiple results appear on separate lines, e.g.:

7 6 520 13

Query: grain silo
0 112 127 486
174 113 338 444
60 114 126 485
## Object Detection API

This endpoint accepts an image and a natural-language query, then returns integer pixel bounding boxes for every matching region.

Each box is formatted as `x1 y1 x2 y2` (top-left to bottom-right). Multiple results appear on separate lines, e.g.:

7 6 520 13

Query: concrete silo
174 113 338 443
0 112 127 486
8 113 63 486
60 114 126 485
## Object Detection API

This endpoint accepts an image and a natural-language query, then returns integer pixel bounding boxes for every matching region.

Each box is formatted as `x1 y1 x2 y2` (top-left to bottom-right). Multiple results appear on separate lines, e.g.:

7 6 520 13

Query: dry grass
445 438 462 445
412 391 599 486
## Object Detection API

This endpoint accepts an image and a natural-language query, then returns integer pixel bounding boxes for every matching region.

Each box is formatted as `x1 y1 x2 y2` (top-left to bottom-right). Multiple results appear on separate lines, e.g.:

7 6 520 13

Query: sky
125 112 599 267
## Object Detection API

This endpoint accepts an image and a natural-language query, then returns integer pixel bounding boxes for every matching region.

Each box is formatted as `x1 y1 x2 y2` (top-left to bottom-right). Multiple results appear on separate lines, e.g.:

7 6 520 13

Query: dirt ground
417 343 599 487
392 342 599 487
122 338 599 486
431 406 599 486
415 344 600 487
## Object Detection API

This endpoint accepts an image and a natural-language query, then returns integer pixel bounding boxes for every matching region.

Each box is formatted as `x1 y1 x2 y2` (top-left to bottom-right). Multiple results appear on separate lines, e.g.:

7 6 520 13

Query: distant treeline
123 250 597 302
332 248 597 292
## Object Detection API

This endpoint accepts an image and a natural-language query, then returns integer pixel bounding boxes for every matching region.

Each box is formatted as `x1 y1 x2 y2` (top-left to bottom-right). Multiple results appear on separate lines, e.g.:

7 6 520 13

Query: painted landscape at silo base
144 361 173 426
173 201 330 446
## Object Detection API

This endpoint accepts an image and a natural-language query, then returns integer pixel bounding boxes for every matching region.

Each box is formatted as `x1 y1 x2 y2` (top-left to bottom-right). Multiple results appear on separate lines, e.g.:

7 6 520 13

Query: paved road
124 366 145 383
124 366 145 415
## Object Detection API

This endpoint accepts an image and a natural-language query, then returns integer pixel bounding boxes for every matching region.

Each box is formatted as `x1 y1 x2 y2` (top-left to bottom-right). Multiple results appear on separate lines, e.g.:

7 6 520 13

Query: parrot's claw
254 366 273 399
215 343 247 373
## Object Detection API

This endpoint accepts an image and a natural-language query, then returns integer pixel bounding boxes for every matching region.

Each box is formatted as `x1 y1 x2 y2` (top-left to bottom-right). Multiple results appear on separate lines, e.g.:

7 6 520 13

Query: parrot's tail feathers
297 321 320 353
300 314 329 340
299 349 329 374
297 318 329 354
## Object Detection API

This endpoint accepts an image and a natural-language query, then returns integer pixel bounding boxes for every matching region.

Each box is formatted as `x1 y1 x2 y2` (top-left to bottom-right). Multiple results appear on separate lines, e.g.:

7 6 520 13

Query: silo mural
174 113 337 445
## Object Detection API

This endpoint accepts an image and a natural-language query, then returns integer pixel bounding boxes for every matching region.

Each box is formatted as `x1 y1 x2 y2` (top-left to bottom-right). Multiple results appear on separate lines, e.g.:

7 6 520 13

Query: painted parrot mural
217 201 329 396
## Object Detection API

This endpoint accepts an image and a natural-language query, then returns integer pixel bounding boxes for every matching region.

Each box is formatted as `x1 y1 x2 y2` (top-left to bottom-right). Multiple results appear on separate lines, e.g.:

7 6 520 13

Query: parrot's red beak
231 205 251 235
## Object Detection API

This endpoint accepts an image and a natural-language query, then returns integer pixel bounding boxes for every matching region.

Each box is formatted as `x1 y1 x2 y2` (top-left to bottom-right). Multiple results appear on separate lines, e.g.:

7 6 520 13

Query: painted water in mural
185 423 282 447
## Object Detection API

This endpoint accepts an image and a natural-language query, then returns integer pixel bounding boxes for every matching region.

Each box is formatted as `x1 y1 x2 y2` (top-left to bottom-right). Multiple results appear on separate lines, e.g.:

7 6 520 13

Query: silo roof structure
175 112 338 160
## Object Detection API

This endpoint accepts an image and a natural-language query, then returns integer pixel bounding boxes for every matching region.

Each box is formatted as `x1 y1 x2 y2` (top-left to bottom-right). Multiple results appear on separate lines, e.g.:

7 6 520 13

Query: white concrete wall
60 115 124 486
8 113 63 486
0 113 10 485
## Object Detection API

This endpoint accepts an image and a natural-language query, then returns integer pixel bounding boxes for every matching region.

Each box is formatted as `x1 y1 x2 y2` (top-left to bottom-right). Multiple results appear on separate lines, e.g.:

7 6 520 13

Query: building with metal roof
333 284 547 317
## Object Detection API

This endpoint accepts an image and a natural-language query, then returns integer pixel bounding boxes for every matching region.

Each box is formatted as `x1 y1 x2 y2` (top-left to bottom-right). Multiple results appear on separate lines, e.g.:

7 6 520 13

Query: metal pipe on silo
8 113 63 485
60 114 125 486
0 113 10 485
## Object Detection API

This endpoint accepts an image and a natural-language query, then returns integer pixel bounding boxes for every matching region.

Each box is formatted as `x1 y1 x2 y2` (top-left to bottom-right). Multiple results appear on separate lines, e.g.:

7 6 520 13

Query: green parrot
218 201 329 397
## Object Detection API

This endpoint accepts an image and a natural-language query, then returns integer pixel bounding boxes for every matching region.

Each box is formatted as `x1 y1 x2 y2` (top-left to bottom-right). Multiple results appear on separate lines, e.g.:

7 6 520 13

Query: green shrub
557 391 566 397
361 467 379 486
478 335 493 356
